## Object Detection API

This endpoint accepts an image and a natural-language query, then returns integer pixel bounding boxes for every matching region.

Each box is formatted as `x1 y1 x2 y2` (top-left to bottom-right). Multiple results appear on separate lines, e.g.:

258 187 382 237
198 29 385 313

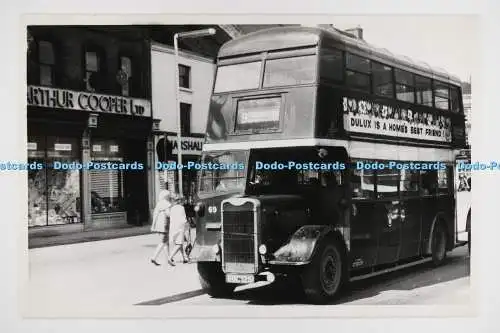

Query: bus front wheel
301 238 345 304
197 262 235 298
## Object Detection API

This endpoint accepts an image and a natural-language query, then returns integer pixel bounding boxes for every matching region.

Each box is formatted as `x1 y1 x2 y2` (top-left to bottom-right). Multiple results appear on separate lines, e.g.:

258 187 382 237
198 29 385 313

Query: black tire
468 229 471 255
431 222 447 266
301 238 345 304
197 262 235 298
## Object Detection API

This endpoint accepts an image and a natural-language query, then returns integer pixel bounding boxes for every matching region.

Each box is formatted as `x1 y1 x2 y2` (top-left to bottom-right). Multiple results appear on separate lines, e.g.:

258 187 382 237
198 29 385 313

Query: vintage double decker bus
190 26 469 303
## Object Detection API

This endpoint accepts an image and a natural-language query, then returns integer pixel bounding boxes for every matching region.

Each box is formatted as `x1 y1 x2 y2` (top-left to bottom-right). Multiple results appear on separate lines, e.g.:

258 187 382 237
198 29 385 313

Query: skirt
171 230 184 246
154 231 168 244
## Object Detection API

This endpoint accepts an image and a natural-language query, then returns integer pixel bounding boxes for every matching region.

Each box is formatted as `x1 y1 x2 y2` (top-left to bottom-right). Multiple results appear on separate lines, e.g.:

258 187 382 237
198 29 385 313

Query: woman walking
168 193 189 265
150 190 172 266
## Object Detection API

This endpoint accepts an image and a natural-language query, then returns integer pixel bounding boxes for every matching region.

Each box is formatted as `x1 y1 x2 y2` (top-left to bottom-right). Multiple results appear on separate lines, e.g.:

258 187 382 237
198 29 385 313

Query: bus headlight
258 244 267 255
194 202 205 217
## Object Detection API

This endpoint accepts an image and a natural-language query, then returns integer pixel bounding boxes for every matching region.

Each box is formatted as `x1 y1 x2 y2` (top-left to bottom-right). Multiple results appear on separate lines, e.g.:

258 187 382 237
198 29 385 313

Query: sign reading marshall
342 96 452 143
27 85 151 117
167 135 204 156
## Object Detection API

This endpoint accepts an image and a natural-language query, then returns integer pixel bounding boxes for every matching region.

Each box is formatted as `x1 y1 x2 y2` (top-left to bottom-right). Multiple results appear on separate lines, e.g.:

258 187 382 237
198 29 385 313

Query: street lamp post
173 28 216 196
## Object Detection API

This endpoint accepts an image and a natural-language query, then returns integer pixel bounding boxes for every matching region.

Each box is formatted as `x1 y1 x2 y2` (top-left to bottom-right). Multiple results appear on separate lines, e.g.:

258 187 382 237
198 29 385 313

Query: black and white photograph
20 17 476 317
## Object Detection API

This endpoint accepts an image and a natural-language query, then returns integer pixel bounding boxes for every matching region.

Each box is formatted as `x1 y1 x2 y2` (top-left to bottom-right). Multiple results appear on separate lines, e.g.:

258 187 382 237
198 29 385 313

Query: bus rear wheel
301 239 344 304
197 262 235 298
467 211 471 255
468 229 471 255
431 222 447 266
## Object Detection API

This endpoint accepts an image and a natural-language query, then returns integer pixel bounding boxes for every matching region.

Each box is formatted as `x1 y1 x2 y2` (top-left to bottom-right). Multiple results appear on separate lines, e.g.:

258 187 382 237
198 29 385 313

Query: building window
179 64 191 89
120 56 133 96
434 81 450 110
415 75 433 107
28 136 82 227
90 139 125 215
372 62 394 98
180 103 192 136
85 50 101 92
38 40 55 86
395 69 415 103
345 53 371 93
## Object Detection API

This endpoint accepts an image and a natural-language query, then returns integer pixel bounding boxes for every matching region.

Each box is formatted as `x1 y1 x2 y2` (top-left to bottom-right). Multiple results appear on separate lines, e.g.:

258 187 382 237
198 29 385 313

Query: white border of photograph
1 0 497 332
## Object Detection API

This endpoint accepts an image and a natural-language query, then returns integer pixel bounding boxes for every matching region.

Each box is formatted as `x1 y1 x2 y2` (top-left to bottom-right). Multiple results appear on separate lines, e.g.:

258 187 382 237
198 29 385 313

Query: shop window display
27 136 81 227
90 139 126 214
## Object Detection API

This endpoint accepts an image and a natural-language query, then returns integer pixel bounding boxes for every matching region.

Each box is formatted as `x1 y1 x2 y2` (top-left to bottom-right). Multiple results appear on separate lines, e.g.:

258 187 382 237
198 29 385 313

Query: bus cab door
376 200 403 265
374 169 402 266
398 170 422 260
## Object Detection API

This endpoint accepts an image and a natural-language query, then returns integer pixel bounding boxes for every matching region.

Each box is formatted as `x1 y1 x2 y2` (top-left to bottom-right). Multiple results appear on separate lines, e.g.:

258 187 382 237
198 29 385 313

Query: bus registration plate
226 274 255 284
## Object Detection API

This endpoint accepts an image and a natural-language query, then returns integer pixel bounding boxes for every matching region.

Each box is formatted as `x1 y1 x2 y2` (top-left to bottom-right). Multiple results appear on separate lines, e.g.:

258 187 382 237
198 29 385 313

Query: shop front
27 85 153 232
153 132 204 204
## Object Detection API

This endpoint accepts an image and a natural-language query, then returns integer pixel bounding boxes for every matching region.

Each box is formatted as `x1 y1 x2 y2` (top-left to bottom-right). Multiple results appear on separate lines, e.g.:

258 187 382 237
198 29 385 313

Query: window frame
433 80 451 111
36 39 56 87
449 85 462 113
345 52 372 94
394 68 416 103
119 55 133 97
262 54 318 88
319 47 344 83
83 46 104 93
180 102 192 136
178 64 191 89
371 61 394 98
414 74 434 107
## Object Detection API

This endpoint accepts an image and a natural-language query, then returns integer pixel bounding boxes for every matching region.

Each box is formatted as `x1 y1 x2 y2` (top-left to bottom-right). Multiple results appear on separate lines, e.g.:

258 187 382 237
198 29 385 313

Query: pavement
28 225 151 249
23 233 471 317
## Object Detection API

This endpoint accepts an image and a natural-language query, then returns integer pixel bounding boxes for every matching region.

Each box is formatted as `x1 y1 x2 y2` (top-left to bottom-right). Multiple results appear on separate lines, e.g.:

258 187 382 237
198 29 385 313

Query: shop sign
54 143 72 151
167 136 204 156
342 96 452 143
27 85 152 118
28 142 37 150
92 145 102 152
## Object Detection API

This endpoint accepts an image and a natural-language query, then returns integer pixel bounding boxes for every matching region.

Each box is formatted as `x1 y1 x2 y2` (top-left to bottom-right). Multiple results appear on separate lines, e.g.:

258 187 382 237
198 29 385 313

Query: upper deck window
415 75 433 107
395 69 415 103
263 55 316 88
450 86 461 113
434 81 450 111
214 61 261 93
320 48 343 82
345 53 371 93
372 62 394 98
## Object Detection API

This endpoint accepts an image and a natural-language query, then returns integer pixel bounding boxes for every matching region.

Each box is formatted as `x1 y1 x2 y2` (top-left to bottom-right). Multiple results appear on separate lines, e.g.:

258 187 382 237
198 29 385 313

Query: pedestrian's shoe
183 259 189 264
167 258 176 266
151 259 160 266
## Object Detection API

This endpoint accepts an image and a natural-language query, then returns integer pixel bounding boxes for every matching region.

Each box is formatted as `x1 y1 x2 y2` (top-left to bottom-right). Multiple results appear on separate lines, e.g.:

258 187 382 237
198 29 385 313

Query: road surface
24 234 470 316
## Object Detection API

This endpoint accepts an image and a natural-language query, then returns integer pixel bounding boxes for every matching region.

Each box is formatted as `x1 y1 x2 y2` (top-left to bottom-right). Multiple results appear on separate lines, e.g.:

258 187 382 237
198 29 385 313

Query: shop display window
28 136 81 227
90 139 126 214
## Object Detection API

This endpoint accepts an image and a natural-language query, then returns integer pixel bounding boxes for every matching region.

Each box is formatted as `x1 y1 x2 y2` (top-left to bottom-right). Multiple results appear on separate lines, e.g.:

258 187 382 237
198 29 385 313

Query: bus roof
218 26 462 86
